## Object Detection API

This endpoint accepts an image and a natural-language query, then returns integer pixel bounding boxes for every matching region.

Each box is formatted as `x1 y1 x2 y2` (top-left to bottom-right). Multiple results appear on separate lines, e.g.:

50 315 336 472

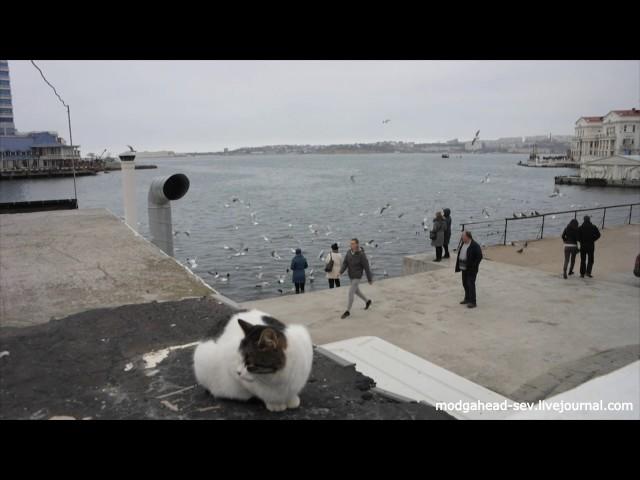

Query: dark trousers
443 243 450 258
295 282 305 294
563 246 578 274
435 246 443 260
328 278 341 288
580 244 595 275
461 270 477 304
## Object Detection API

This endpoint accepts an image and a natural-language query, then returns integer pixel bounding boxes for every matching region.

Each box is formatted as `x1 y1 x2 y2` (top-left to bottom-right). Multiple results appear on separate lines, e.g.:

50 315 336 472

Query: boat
441 153 449 159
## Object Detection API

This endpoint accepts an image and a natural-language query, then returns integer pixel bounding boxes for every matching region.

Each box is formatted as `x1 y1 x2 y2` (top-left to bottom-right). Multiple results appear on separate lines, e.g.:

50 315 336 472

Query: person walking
290 248 308 294
578 215 601 278
340 238 373 319
442 208 452 259
324 243 343 288
454 230 483 308
430 211 446 262
561 219 579 279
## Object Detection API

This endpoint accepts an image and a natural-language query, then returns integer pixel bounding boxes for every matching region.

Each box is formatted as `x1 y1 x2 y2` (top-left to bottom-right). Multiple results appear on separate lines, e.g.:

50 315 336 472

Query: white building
580 155 640 182
571 108 640 164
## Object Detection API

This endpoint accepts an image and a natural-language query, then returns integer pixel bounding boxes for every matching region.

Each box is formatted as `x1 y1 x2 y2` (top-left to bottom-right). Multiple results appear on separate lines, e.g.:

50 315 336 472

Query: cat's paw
286 395 301 409
265 403 287 412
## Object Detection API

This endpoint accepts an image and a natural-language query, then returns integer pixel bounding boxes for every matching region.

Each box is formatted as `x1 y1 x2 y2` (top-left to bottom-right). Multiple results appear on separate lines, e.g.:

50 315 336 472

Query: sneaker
467 303 477 309
365 300 372 310
341 311 350 319
460 299 469 304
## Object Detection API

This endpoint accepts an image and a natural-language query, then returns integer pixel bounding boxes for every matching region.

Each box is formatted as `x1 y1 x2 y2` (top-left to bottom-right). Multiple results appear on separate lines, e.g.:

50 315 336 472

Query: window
0 80 10 86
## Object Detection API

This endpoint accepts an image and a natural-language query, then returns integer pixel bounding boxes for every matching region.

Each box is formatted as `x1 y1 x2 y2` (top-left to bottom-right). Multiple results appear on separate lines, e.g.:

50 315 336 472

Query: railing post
630 205 633 225
540 215 545 239
503 219 508 245
602 207 606 229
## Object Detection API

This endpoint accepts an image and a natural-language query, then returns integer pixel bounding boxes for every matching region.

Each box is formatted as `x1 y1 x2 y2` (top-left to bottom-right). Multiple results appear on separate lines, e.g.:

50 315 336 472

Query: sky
7 60 640 155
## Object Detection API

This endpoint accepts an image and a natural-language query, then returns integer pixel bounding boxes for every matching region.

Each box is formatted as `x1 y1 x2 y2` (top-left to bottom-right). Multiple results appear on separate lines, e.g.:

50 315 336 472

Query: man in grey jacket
340 238 373 319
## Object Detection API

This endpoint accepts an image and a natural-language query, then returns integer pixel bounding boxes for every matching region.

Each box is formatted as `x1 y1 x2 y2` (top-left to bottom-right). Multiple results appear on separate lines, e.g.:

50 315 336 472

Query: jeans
328 278 341 288
563 246 578 274
347 278 368 310
295 281 305 294
461 270 477 304
580 244 595 275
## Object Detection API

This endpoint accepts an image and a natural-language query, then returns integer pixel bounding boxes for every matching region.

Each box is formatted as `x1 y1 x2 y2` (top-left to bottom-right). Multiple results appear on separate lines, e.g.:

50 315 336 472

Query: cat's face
237 319 287 381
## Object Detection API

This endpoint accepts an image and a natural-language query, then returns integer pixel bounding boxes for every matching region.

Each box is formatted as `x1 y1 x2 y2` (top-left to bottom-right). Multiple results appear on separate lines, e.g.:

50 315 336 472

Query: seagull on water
379 203 391 215
186 257 198 269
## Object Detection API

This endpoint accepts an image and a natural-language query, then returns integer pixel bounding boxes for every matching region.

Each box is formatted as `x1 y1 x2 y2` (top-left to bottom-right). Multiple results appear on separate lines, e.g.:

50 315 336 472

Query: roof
583 155 640 166
610 109 640 117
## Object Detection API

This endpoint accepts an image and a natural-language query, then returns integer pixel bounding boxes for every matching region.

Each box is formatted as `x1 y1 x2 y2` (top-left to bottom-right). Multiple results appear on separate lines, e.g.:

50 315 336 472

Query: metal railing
460 202 640 246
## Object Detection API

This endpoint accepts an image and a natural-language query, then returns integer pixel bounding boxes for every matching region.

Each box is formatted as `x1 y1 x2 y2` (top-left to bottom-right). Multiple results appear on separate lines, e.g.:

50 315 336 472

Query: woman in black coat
561 219 579 279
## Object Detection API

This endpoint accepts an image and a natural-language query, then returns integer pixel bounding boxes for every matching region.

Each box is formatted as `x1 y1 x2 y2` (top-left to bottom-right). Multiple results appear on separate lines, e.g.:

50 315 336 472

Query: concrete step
321 336 513 420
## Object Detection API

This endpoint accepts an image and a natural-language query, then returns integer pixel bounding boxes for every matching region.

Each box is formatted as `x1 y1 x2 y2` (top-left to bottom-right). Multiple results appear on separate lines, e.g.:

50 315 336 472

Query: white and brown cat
193 309 313 412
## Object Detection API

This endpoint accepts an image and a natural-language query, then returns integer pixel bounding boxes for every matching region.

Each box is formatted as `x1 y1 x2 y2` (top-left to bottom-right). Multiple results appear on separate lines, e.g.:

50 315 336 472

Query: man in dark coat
577 215 601 278
339 238 373 319
442 208 452 258
454 230 483 308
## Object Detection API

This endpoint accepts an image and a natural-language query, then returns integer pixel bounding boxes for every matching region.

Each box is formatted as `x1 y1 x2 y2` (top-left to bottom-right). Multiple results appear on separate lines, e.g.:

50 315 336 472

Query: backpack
324 252 334 273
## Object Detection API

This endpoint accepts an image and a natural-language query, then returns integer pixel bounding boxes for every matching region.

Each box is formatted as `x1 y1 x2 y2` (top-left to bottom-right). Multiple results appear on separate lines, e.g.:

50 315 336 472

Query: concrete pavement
244 228 640 401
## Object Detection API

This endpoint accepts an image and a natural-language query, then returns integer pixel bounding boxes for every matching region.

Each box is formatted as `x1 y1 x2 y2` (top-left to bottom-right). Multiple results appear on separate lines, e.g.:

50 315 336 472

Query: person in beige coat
324 243 343 288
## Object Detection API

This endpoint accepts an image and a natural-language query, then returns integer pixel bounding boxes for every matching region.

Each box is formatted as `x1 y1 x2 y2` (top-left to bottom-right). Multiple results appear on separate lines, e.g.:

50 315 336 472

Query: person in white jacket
325 243 343 288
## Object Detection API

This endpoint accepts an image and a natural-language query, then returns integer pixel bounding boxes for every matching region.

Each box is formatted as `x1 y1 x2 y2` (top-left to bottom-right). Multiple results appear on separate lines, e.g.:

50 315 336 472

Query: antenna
30 60 78 207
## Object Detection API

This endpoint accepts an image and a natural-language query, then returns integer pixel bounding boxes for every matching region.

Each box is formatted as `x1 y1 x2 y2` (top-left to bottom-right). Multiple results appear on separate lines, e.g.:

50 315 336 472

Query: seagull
380 203 391 215
524 241 528 248
271 250 282 260
482 208 490 218
278 289 284 294
471 130 480 146
481 173 490 183
277 275 285 284
224 203 230 208
382 119 391 124
257 272 263 279
318 250 325 260
255 282 270 288
288 223 293 228
263 235 270 242
517 248 524 253
186 257 198 269
350 175 356 183
397 212 405 218
127 145 135 152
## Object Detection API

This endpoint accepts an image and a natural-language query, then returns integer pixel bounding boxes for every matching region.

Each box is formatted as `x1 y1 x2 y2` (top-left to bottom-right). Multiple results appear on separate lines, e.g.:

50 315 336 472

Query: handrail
459 202 639 245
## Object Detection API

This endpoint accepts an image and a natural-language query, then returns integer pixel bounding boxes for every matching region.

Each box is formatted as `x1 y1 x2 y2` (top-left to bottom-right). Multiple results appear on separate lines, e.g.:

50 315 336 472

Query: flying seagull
471 130 480 146
127 145 135 152
382 119 391 124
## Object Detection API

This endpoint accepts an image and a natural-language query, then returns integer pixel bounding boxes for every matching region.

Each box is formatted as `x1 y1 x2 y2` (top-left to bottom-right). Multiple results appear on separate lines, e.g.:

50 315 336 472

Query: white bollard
119 151 137 231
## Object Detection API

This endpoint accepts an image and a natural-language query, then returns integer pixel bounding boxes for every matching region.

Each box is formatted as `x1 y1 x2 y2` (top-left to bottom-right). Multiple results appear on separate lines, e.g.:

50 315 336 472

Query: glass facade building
0 60 16 135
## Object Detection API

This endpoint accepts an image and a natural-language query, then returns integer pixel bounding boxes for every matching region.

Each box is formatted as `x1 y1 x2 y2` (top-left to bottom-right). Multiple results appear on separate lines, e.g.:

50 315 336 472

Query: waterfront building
0 59 16 136
571 109 640 164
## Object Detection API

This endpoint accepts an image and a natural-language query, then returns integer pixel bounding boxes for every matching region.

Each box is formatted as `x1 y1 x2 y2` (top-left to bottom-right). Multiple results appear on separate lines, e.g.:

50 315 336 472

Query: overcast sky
7 60 640 154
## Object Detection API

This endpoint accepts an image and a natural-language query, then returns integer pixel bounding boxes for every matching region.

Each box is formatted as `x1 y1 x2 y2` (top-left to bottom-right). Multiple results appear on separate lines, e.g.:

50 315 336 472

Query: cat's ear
258 328 279 350
238 319 253 336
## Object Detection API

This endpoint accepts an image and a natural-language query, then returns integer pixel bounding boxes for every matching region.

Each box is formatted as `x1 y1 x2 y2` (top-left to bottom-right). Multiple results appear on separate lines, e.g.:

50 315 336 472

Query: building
0 59 16 135
571 109 640 164
0 60 100 178
580 155 640 182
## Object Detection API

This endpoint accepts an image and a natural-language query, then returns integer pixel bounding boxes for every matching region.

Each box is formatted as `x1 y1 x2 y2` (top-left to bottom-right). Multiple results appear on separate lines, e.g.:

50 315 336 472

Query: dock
555 175 640 188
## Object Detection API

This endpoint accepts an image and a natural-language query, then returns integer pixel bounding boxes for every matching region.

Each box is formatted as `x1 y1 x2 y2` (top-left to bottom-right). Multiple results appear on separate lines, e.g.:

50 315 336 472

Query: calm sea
2 153 639 301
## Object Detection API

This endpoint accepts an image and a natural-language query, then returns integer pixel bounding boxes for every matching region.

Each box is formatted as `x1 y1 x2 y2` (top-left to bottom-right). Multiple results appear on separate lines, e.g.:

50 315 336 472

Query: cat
193 309 313 412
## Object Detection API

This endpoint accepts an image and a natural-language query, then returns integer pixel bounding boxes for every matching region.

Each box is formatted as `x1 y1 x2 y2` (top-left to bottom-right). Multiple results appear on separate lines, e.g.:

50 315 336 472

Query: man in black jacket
454 230 483 308
578 215 601 278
